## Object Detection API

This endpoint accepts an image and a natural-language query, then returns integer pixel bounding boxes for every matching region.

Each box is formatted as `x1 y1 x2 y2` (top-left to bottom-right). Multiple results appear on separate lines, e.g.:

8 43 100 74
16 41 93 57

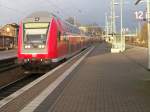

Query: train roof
22 11 81 34
23 11 55 23
27 11 52 18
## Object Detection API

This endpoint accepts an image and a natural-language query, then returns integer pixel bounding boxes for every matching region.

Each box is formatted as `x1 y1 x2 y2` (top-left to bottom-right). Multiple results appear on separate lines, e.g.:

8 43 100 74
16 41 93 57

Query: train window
24 29 48 44
23 22 49 45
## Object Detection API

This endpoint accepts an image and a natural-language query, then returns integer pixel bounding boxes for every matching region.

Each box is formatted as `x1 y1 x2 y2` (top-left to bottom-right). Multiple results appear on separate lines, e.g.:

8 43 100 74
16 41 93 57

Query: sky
0 0 147 32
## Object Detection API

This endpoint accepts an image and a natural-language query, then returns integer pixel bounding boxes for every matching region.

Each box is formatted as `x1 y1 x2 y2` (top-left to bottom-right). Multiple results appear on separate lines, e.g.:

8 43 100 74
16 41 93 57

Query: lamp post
147 0 150 69
111 0 117 52
120 0 123 51
111 0 117 42
120 0 125 52
105 13 109 39
111 0 124 53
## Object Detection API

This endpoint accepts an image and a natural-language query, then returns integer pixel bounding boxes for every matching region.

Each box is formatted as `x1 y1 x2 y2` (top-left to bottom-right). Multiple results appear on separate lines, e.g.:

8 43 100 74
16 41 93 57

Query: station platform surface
0 49 16 60
35 43 150 112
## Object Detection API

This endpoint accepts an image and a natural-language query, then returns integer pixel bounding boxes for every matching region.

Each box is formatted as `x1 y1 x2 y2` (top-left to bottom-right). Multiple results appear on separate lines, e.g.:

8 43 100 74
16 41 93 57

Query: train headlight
25 45 31 49
41 45 45 48
28 45 31 48
38 45 42 48
25 45 28 48
38 45 45 49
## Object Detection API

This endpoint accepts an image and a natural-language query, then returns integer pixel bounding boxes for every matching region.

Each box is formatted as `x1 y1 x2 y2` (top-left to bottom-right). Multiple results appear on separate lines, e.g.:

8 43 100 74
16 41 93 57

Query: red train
17 11 90 72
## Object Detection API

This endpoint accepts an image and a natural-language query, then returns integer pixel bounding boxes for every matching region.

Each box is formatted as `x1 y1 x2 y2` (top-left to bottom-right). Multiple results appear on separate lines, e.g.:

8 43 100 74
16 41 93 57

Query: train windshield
23 23 49 44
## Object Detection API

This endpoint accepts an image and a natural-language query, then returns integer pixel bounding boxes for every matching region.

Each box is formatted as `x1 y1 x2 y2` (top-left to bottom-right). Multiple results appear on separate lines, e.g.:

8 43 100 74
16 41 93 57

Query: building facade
0 23 19 49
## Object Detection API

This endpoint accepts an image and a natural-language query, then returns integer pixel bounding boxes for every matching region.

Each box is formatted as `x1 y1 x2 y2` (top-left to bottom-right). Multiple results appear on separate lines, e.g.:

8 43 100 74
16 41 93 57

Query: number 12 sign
134 11 144 20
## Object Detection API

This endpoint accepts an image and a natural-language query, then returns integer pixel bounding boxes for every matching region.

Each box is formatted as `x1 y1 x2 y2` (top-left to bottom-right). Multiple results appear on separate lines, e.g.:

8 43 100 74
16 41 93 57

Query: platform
0 49 17 60
22 43 150 112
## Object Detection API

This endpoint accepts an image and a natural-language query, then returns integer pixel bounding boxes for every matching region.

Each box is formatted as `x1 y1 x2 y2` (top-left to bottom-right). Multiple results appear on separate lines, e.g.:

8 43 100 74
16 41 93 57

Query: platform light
114 3 119 5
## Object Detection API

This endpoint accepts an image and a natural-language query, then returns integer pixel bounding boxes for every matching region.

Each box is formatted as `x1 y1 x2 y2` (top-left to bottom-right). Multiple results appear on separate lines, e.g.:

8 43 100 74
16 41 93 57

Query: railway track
0 57 18 72
0 54 70 101
0 52 76 100
0 57 43 100
0 73 42 100
0 54 71 101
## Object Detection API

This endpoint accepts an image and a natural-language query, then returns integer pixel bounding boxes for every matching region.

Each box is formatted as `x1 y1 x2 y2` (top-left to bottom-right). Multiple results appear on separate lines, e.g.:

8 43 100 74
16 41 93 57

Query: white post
105 13 107 38
111 0 122 53
138 21 141 39
106 15 109 39
111 0 116 47
112 0 116 40
147 0 150 69
105 13 109 38
120 0 125 52
120 0 123 51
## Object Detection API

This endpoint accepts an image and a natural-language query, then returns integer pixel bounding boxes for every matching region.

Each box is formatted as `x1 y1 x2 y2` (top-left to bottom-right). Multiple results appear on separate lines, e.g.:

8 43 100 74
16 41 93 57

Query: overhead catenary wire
43 0 83 23
44 0 71 18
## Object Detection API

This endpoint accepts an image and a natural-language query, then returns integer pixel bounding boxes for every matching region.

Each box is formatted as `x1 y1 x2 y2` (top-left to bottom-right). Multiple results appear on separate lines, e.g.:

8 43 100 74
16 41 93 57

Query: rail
0 57 18 72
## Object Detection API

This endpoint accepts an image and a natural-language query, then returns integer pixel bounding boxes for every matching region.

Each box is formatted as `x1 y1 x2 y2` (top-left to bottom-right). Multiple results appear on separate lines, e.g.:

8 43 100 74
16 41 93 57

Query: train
17 11 91 73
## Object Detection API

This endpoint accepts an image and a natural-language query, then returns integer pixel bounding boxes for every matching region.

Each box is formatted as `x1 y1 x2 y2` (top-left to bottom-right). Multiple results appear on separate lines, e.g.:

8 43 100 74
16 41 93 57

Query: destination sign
25 23 49 29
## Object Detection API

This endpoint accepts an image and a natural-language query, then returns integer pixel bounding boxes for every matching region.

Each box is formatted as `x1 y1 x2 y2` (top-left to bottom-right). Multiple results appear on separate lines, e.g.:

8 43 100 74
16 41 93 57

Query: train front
18 14 52 71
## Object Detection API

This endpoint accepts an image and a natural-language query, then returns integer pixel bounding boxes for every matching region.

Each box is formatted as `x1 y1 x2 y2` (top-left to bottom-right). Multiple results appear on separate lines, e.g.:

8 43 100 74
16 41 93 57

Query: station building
79 26 104 42
0 23 19 49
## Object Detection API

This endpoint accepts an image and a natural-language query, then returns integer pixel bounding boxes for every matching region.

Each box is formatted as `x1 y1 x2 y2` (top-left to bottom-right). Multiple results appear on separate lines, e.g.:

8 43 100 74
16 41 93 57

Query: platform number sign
134 11 144 20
